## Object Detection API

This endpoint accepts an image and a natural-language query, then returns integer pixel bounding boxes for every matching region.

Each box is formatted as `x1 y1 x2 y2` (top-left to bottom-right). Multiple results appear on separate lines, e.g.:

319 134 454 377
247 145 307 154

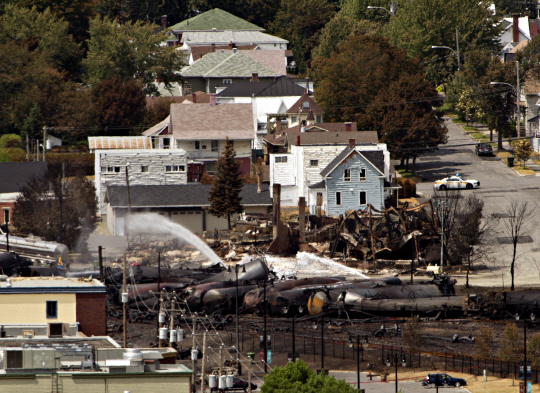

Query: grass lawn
396 167 422 183
452 118 466 124
495 151 512 158
514 166 535 175
469 132 489 141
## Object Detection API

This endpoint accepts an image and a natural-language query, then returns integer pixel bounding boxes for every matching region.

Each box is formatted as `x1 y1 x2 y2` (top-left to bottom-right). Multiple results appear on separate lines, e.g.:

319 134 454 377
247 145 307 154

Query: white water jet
127 213 223 267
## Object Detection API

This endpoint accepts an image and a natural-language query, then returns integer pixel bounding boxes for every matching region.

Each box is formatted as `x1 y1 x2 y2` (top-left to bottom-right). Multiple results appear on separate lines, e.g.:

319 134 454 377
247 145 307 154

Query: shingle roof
180 31 288 46
320 146 385 178
308 180 325 189
0 162 47 193
170 9 264 32
190 45 258 61
285 131 379 147
88 136 152 149
181 51 280 78
170 103 254 140
286 93 324 114
142 117 170 137
217 76 307 97
145 91 211 108
107 183 272 208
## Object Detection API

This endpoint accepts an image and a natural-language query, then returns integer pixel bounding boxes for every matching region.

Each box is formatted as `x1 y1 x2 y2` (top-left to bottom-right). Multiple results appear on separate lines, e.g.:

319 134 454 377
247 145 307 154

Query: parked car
433 174 480 190
475 142 493 156
422 373 467 388
227 377 257 392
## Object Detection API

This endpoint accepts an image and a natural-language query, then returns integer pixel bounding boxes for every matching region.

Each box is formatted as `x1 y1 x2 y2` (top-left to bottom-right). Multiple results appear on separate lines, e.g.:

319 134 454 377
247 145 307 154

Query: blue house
319 143 387 216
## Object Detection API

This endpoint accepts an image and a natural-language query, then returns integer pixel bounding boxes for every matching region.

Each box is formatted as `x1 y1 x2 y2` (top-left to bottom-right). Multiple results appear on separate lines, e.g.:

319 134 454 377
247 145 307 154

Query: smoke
127 213 223 266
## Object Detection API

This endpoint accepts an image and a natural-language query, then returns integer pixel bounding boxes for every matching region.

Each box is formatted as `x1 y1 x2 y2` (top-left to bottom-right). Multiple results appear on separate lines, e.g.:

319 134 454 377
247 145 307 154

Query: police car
433 174 480 190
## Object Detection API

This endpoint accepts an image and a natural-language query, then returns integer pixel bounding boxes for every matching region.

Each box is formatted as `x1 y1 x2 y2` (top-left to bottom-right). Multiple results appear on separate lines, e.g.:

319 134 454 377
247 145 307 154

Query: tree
261 359 355 393
83 16 184 95
207 140 243 230
269 0 335 73
512 139 534 168
503 201 535 291
528 332 540 368
91 77 147 135
475 325 494 359
12 173 98 250
385 0 502 83
493 0 538 17
498 322 523 363
340 0 393 23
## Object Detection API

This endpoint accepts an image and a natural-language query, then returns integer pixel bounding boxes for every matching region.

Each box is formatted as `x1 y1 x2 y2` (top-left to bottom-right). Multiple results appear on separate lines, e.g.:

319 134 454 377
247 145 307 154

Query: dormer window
302 101 310 109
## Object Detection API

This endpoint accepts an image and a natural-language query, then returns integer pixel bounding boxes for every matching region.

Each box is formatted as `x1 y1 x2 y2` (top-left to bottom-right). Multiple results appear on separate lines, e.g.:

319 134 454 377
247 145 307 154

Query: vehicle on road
475 142 493 156
433 174 480 190
226 377 257 392
422 373 467 388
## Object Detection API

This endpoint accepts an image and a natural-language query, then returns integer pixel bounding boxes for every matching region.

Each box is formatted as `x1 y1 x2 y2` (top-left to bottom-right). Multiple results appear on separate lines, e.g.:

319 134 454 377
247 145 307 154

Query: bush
397 177 416 198
200 173 213 184
0 134 22 149
0 148 26 162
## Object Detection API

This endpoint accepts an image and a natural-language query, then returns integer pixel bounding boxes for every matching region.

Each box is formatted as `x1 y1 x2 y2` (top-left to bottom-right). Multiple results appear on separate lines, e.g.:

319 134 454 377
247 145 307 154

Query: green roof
180 51 279 78
170 9 264 32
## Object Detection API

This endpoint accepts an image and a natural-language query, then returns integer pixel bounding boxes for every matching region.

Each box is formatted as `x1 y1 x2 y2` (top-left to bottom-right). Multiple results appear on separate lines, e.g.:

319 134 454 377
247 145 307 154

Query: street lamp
431 29 461 71
257 279 273 373
367 0 396 15
349 334 366 390
491 62 521 139
434 199 447 274
228 264 246 375
516 311 535 387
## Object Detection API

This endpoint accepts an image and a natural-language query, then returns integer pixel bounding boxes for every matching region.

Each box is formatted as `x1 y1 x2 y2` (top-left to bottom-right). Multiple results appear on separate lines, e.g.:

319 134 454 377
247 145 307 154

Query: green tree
475 325 494 359
269 0 336 73
261 360 355 393
91 77 147 135
83 16 184 95
493 0 538 17
12 173 98 250
340 0 393 23
512 139 534 168
207 140 243 230
528 332 540 368
498 322 523 363
386 0 502 83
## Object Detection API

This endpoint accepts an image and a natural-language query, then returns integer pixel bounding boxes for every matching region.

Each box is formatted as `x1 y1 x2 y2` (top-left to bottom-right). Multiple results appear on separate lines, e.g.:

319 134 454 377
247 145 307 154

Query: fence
222 330 534 382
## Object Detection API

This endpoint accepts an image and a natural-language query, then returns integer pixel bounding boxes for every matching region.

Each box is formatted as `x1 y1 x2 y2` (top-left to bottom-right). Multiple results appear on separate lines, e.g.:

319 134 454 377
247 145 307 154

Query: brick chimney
192 93 197 104
513 14 520 43
161 15 167 29
296 135 301 146
348 138 355 148
345 122 352 131
211 43 216 52
177 33 182 46
210 93 217 106
251 73 259 82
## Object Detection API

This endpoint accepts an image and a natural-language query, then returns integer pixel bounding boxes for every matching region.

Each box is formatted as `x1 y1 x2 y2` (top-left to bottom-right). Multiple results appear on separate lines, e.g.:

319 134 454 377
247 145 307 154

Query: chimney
296 135 301 146
177 33 182 45
233 47 237 54
191 93 197 104
161 15 167 29
513 14 520 43
211 43 216 52
305 77 309 94
251 73 259 82
349 138 355 148
345 122 352 131
210 93 216 106
276 118 282 131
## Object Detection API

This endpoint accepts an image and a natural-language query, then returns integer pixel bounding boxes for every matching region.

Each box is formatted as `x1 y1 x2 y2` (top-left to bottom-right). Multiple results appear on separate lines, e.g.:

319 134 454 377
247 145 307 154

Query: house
269 131 389 209
318 141 388 216
0 162 48 227
499 14 531 61
94 149 189 215
45 134 62 150
180 50 283 94
105 183 272 236
216 76 312 148
285 92 324 127
0 277 106 337
189 44 259 64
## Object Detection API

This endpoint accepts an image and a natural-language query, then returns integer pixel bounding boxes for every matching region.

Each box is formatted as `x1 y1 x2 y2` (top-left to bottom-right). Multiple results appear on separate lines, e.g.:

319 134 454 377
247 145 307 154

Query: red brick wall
0 202 14 224
237 157 251 176
76 293 106 336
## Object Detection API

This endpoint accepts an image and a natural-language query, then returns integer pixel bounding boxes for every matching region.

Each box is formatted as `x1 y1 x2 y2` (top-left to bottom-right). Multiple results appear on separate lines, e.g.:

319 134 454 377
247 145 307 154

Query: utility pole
159 294 164 348
125 163 131 249
219 345 223 376
248 359 252 393
26 134 29 162
263 281 267 373
357 335 360 391
59 162 64 244
292 316 295 362
201 331 207 393
455 29 461 72
192 316 196 393
516 60 521 137
156 252 161 345
122 256 128 348
170 298 176 348
98 246 103 281
321 318 325 372
42 126 47 162
394 354 398 393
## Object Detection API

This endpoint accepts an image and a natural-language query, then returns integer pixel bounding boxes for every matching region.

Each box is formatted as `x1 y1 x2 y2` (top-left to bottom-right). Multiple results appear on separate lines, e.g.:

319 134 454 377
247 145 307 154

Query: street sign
520 381 524 393
260 349 264 361
527 381 532 393
267 350 272 364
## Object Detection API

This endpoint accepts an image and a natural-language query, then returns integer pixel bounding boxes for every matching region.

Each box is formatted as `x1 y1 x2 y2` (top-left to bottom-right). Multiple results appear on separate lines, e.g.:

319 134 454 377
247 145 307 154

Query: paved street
329 371 470 393
414 119 540 288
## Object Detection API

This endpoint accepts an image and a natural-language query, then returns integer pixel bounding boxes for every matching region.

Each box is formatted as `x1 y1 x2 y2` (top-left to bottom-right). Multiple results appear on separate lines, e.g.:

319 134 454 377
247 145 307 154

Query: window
211 140 219 152
141 166 149 173
291 116 297 123
275 156 288 163
302 101 310 109
101 166 121 174
165 165 185 172
316 116 322 123
46 301 57 318
344 168 351 181
336 192 341 206
359 191 367 205
310 160 318 167
163 138 170 149
359 168 366 181
194 141 200 150
3 208 9 224
223 79 232 84
206 161 217 175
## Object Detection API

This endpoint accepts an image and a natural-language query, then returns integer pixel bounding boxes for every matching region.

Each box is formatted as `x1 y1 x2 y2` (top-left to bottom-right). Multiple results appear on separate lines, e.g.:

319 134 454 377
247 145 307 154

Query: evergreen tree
207 140 243 229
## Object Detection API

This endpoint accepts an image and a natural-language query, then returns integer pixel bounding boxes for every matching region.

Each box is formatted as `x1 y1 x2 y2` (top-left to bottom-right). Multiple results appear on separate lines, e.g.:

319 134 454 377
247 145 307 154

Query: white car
433 175 480 190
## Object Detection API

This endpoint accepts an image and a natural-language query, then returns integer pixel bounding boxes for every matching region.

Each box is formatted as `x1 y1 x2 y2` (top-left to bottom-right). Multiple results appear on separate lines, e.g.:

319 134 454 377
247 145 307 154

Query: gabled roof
170 9 264 32
503 16 531 41
179 31 288 46
286 93 324 114
145 91 210 108
107 183 271 208
284 131 379 147
0 162 47 194
142 117 170 137
190 44 258 61
308 180 325 189
170 103 254 140
89 136 153 149
181 51 280 78
320 146 385 178
217 76 307 98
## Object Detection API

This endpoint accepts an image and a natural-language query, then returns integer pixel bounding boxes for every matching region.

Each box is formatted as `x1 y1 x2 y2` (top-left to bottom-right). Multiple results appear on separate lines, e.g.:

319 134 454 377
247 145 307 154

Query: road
414 119 540 288
329 371 469 393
